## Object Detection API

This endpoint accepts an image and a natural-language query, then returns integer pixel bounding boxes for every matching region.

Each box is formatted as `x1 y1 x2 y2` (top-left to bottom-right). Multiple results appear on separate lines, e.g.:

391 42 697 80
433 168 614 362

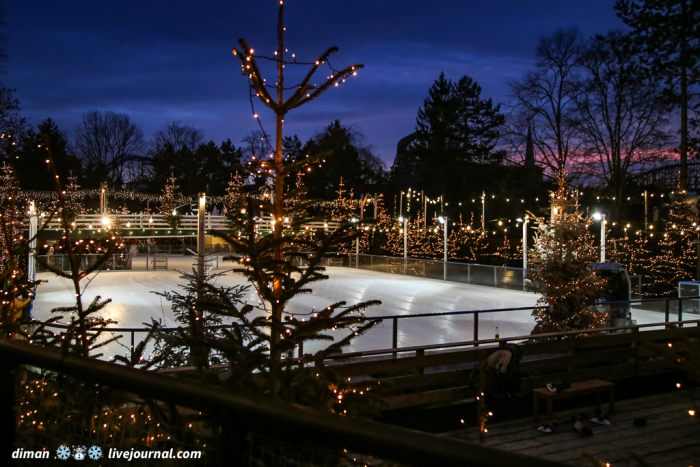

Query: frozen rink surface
33 256 669 357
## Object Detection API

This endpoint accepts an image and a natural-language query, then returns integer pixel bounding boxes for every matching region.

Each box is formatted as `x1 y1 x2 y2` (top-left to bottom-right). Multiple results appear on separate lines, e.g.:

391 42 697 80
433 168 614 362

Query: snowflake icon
88 446 102 460
56 445 71 460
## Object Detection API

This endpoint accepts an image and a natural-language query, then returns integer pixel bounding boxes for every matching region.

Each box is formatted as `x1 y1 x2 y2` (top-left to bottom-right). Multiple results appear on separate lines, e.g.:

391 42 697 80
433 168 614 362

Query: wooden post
631 327 639 376
415 349 425 375
0 359 16 463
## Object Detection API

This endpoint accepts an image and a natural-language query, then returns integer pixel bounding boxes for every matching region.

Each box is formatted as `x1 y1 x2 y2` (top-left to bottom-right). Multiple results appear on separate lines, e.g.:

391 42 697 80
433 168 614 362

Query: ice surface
32 256 668 359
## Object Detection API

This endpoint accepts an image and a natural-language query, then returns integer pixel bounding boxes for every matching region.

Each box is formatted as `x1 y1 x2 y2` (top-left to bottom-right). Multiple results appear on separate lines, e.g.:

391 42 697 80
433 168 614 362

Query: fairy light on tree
229 0 367 396
159 173 181 229
529 171 607 335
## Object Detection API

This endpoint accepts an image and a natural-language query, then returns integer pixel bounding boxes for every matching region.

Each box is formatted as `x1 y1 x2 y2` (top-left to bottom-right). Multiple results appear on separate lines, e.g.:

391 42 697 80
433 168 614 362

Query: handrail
329 318 700 360
24 214 343 233
133 317 700 375
0 338 566 467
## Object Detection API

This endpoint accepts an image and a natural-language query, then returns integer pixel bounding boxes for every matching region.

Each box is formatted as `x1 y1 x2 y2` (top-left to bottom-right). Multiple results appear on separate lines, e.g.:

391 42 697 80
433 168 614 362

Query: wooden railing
26 213 342 233
329 319 700 410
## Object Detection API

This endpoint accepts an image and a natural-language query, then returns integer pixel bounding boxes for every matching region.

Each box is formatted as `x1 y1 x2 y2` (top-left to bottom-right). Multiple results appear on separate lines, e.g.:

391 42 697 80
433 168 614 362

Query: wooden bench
533 379 614 421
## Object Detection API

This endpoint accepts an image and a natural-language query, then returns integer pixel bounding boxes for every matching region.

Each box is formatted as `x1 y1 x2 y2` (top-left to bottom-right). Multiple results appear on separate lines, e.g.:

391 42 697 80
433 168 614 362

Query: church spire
525 123 535 167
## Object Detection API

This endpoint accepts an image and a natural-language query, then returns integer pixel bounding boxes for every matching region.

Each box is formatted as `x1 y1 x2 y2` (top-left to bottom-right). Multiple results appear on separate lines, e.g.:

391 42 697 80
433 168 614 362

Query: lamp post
519 216 529 270
28 201 37 281
100 184 106 215
197 193 206 278
399 216 407 275
424 196 428 229
439 216 448 280
352 217 359 268
593 212 606 262
481 191 485 231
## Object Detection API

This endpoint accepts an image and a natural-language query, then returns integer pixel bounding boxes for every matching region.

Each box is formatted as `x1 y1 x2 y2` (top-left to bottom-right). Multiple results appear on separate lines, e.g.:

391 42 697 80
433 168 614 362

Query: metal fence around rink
307 253 531 292
35 295 700 363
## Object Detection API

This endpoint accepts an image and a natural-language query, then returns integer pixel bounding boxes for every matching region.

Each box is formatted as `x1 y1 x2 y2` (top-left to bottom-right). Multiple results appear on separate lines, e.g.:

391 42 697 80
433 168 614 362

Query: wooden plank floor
445 389 700 466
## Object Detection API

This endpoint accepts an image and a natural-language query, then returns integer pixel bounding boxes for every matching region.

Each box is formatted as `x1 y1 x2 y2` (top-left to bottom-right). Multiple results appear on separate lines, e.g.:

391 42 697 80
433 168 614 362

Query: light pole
518 216 529 270
28 201 37 281
399 216 407 275
197 193 207 278
593 212 606 262
351 217 359 267
424 196 428 229
644 190 648 234
100 184 107 214
481 191 486 231
398 217 407 259
439 216 448 280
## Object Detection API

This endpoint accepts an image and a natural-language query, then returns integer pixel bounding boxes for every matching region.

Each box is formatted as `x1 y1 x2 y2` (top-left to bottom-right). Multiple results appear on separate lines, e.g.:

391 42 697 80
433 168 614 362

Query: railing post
665 298 670 329
631 327 640 377
415 349 425 375
678 297 683 328
0 358 16 463
219 412 247 467
130 331 135 362
392 317 398 358
473 312 479 347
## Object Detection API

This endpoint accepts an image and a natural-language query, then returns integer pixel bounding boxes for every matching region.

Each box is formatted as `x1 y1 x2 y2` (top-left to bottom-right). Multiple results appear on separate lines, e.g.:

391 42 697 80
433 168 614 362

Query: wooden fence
327 320 700 410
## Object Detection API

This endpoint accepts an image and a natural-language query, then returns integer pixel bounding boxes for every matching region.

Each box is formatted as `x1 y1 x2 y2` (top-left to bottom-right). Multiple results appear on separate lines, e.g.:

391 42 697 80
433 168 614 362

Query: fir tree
529 173 608 334
59 172 84 228
159 173 182 229
647 190 698 295
0 163 25 271
448 214 489 262
0 163 34 331
223 172 245 229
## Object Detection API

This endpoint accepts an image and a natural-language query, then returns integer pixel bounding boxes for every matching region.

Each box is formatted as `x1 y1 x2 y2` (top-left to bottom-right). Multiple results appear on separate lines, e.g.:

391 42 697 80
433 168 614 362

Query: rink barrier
370 295 700 354
35 253 132 273
0 338 568 467
308 253 532 292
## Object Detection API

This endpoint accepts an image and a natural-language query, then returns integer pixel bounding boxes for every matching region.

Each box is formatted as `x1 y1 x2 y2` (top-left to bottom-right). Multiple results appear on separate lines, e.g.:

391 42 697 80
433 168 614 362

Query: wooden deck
445 389 700 466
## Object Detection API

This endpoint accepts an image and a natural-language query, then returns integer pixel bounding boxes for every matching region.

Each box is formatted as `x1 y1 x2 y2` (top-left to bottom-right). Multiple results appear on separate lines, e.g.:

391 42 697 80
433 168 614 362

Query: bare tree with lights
228 1 376 397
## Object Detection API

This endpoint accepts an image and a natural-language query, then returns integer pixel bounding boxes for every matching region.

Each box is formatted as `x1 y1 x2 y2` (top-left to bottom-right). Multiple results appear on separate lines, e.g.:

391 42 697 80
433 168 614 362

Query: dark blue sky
3 0 623 165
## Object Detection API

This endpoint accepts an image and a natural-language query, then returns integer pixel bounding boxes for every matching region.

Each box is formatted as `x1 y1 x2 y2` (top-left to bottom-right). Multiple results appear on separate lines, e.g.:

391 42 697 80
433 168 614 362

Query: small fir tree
159 173 181 229
647 190 699 295
223 172 246 229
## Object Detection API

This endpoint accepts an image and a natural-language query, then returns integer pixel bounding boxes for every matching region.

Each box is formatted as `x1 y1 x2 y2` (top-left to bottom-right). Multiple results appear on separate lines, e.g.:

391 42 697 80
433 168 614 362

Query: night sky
4 1 623 165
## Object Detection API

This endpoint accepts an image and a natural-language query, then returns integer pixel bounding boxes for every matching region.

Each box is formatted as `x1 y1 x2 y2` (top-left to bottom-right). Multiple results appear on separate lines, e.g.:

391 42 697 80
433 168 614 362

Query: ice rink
32 256 669 358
